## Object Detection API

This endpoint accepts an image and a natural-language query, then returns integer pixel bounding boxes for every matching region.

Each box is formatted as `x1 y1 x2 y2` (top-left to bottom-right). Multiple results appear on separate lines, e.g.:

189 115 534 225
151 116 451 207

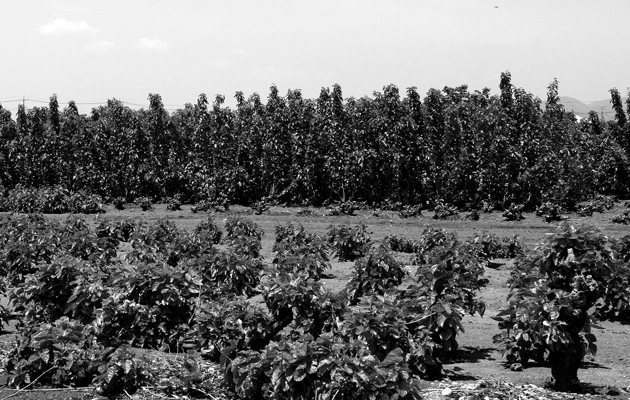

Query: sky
1 0 629 116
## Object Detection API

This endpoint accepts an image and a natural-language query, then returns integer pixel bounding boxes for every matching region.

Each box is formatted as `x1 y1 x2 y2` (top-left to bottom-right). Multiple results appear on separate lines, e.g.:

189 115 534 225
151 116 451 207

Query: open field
1 202 630 399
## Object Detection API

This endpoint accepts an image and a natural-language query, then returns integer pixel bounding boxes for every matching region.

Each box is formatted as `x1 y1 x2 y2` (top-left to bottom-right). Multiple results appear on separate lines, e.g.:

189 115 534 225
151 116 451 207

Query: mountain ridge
559 96 627 120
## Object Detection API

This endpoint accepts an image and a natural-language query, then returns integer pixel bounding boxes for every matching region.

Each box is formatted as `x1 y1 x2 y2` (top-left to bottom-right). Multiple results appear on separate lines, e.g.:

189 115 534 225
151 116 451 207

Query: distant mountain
559 96 626 121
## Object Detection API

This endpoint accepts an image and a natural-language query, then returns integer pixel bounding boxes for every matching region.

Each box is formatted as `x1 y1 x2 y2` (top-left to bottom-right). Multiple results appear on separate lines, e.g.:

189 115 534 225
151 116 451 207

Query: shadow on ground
452 346 496 363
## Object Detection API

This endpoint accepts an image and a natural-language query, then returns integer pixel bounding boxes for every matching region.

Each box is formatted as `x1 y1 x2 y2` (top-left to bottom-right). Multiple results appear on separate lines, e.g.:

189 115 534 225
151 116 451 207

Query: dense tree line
0 72 629 209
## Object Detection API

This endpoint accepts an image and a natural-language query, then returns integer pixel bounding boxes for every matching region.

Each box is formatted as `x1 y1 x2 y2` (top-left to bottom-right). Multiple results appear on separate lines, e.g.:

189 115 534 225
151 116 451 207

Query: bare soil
2 202 630 399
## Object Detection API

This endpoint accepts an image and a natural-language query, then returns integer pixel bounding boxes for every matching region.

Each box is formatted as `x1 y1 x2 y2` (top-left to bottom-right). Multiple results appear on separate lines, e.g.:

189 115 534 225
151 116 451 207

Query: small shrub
464 209 480 221
190 199 211 213
113 197 125 210
593 194 615 210
432 199 459 220
1 185 104 214
346 246 407 304
136 197 152 211
194 216 223 245
465 232 526 260
93 346 148 395
273 223 331 279
379 200 404 211
67 191 105 214
194 297 274 362
96 262 199 350
295 208 315 216
415 242 488 318
261 272 335 337
502 203 525 221
95 218 137 242
326 200 364 216
250 199 270 215
411 227 458 266
326 224 372 262
5 319 146 395
481 199 494 213
612 210 630 224
191 250 263 298
9 256 107 324
224 217 263 241
535 202 562 223
398 204 422 218
165 197 181 211
382 234 419 253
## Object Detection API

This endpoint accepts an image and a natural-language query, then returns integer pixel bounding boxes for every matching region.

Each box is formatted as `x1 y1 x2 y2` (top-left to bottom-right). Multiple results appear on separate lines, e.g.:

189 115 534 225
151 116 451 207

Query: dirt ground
2 201 630 399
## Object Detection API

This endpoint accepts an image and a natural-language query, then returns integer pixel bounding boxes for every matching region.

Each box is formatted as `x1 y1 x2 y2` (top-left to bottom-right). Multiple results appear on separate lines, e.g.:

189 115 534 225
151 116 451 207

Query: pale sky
1 0 629 116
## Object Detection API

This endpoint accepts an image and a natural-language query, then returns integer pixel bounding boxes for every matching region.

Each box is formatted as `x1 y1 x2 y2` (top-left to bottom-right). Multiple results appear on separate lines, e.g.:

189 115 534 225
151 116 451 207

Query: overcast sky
1 0 629 116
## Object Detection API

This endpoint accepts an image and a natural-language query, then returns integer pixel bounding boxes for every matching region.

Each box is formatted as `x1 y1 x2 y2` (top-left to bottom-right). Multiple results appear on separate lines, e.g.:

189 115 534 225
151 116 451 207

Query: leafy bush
191 196 229 213
126 219 205 266
295 208 315 216
326 224 372 262
346 246 407 304
96 262 200 350
593 193 615 210
224 216 263 241
165 196 181 211
379 200 404 211
194 297 275 362
113 197 125 210
0 214 62 285
432 199 459 220
95 218 137 242
326 200 362 216
5 318 112 389
415 240 488 318
465 232 526 260
93 346 149 395
411 227 458 266
227 334 425 400
261 272 341 338
189 249 263 298
382 234 419 253
9 256 108 325
136 196 153 211
193 215 223 245
494 222 620 392
481 199 494 213
274 223 319 248
190 199 211 213
0 185 104 214
251 199 271 215
612 210 630 224
596 234 630 321
273 223 331 279
222 216 263 258
502 203 525 221
67 190 105 214
464 209 480 220
575 196 612 216
398 204 422 218
536 201 562 222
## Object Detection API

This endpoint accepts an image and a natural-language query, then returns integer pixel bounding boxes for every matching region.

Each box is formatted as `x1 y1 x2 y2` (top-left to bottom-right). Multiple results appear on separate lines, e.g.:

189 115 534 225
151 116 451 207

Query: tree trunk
549 349 582 392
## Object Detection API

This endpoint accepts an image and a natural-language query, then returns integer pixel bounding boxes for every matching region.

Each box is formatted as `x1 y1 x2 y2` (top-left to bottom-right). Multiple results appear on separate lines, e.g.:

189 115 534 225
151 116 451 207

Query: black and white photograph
1 1 629 399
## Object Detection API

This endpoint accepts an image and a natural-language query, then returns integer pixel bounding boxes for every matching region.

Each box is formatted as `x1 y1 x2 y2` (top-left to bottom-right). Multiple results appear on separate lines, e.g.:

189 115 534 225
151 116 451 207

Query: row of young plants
0 214 501 398
2 214 629 396
0 185 105 214
1 73 630 210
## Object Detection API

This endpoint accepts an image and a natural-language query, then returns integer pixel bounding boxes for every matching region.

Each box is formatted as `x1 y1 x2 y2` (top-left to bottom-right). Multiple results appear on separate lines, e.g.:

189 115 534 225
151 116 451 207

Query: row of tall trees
0 73 629 208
